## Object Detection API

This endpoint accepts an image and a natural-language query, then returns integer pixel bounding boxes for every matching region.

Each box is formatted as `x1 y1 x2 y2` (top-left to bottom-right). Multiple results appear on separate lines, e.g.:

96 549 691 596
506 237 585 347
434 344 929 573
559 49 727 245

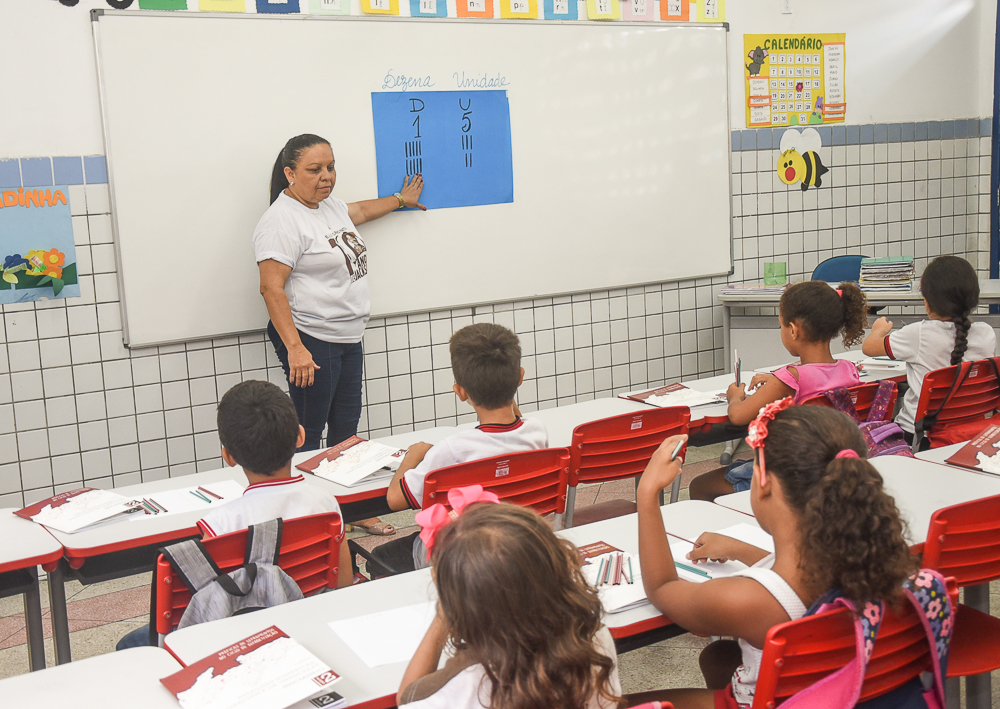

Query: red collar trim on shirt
476 417 524 433
243 474 305 495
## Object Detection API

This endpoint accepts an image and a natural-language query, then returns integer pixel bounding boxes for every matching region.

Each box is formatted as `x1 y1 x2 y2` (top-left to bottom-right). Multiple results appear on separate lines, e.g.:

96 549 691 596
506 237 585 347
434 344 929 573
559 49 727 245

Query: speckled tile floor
3 440 998 706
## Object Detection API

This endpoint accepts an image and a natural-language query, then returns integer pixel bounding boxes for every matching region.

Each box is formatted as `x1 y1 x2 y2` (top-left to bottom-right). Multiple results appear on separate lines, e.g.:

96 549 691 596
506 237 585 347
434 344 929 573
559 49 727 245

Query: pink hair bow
415 484 500 559
745 396 794 486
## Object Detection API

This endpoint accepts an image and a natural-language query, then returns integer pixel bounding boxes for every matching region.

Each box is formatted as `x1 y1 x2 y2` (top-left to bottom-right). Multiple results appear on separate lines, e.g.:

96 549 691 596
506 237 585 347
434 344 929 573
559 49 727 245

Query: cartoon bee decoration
777 127 829 192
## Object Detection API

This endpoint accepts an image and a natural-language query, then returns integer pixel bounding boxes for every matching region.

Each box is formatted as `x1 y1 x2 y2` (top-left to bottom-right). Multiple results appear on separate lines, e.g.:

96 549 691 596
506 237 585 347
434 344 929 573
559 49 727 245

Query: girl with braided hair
863 255 995 448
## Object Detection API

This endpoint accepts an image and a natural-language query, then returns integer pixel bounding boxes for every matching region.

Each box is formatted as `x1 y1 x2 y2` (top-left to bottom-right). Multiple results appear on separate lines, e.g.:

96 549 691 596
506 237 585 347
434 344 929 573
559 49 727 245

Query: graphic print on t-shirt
329 228 368 282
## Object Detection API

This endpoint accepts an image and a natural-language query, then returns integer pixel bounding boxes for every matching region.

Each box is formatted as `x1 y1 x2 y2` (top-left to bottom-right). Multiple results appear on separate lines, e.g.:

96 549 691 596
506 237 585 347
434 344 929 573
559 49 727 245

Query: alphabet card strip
411 0 448 16
500 0 539 18
198 0 246 9
586 0 620 20
743 33 847 128
543 0 578 18
696 0 723 22
309 0 351 12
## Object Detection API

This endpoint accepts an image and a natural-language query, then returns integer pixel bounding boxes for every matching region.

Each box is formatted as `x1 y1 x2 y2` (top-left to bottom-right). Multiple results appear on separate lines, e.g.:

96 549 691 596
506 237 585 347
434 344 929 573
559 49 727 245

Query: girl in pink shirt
690 280 868 501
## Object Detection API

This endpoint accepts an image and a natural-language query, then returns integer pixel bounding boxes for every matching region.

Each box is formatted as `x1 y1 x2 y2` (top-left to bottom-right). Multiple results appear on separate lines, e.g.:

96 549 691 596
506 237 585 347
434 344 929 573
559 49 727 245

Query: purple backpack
823 381 914 458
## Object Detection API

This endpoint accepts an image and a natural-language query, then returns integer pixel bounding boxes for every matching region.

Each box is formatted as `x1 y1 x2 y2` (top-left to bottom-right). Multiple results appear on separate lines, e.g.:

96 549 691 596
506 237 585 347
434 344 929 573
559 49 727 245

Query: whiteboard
93 12 732 347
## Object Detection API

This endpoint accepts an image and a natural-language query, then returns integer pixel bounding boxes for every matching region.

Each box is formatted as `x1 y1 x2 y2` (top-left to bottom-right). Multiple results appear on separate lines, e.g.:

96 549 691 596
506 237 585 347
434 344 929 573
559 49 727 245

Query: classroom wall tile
83 156 108 184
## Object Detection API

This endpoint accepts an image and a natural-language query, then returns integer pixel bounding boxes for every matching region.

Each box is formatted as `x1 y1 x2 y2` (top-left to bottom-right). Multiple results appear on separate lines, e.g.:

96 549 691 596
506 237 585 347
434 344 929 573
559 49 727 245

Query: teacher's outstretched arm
347 174 426 225
258 259 320 388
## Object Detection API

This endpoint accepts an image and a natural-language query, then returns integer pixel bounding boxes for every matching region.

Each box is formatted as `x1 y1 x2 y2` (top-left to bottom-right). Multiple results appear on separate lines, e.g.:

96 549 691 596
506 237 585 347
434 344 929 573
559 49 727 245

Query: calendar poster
743 33 846 128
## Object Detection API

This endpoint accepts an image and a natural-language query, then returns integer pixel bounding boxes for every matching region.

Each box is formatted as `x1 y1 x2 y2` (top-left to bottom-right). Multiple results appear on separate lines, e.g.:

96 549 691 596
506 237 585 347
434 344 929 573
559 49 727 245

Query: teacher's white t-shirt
253 192 370 343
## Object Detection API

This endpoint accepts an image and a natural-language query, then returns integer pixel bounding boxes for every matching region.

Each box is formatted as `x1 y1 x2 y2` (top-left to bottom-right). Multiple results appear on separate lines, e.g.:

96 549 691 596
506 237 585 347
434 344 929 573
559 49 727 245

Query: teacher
254 134 425 531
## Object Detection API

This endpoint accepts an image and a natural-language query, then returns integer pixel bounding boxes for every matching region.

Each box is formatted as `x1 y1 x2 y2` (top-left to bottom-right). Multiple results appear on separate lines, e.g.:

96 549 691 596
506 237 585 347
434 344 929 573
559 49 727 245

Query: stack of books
859 256 915 292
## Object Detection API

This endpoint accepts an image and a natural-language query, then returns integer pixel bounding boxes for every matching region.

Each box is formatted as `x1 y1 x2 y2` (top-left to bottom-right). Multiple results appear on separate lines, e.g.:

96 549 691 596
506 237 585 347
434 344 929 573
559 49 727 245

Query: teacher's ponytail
269 134 331 204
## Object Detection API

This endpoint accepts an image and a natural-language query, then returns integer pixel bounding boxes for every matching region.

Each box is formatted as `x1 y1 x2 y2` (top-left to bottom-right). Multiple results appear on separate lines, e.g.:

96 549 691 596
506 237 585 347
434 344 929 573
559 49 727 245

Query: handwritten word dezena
382 71 436 92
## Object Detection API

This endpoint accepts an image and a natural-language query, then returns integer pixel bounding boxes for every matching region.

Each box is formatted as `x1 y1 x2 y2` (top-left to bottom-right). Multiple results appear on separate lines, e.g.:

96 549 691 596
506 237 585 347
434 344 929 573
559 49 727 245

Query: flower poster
0 186 80 304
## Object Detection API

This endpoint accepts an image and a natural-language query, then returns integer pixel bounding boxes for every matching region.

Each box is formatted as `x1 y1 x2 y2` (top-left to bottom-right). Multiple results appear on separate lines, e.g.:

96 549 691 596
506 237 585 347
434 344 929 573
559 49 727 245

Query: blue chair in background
811 254 868 283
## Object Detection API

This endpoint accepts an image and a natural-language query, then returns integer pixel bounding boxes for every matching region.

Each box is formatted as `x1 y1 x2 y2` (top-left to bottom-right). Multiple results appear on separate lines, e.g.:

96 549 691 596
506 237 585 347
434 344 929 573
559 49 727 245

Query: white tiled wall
0 121 993 505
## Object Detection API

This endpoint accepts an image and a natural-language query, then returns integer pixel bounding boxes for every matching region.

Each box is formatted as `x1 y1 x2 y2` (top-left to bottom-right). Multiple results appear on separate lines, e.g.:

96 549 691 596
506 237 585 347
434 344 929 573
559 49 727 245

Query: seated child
862 254 996 448
375 323 547 573
399 495 623 709
690 280 867 501
630 403 917 708
116 380 350 650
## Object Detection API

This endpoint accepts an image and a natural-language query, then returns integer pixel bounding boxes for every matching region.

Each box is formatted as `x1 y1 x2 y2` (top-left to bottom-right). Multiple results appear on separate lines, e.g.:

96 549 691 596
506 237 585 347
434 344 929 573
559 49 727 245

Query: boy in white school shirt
116 380 350 650
367 323 548 574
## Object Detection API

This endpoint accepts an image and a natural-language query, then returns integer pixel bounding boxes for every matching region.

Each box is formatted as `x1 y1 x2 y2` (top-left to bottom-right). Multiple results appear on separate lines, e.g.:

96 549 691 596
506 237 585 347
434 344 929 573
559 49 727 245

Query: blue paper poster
371 91 514 209
0 186 80 304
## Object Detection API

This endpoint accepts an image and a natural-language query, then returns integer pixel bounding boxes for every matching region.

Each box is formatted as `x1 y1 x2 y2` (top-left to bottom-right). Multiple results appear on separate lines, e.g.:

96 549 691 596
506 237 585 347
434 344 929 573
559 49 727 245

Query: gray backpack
160 518 303 630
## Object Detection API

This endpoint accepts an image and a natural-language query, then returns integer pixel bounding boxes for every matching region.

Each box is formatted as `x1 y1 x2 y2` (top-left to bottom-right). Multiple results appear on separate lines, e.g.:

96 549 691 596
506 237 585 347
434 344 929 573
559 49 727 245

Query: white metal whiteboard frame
92 9 733 348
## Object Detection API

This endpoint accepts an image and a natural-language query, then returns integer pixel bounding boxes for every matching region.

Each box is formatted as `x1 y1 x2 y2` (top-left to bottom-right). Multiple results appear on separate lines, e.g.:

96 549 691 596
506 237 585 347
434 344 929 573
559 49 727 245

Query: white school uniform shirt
729 555 807 708
399 626 621 709
253 192 370 344
885 319 997 433
400 418 549 509
196 475 341 538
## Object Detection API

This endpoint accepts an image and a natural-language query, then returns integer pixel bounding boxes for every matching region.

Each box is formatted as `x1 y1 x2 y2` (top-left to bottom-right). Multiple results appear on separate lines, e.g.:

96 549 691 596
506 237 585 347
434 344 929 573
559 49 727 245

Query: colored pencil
198 486 223 500
190 490 211 503
675 561 711 578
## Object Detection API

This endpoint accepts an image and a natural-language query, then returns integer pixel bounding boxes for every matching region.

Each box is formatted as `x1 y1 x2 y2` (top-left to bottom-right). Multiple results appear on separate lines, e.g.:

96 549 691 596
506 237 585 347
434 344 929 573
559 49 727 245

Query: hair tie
836 288 843 297
835 449 859 459
414 484 500 561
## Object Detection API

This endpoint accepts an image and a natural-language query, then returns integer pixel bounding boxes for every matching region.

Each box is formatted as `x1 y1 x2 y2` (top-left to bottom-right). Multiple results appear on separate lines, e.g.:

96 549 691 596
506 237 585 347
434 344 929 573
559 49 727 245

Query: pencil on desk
675 561 711 578
140 500 157 514
596 558 605 587
148 498 168 513
627 556 634 584
198 486 223 500
190 490 212 503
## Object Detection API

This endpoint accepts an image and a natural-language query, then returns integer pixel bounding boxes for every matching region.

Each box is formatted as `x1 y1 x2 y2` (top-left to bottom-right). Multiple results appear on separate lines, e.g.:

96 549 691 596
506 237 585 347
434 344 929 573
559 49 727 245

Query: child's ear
221 446 238 468
453 383 469 402
518 367 525 386
296 425 306 449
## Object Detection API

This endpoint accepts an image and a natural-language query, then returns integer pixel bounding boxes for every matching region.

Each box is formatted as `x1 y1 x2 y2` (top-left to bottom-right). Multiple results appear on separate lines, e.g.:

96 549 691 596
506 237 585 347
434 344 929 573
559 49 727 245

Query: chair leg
565 486 577 529
965 674 991 709
964 583 990 613
945 676 961 709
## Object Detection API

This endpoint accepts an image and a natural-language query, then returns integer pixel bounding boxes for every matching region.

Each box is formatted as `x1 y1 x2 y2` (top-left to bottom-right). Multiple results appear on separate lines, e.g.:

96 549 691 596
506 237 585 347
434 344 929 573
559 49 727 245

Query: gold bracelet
394 192 405 209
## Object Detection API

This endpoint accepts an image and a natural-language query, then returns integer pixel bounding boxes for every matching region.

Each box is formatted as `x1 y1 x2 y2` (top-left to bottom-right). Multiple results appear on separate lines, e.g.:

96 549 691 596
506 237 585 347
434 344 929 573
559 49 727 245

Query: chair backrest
154 511 343 637
421 447 571 519
913 358 1000 447
811 254 868 283
801 381 897 422
631 703 674 709
568 407 690 487
922 493 1000 587
753 579 958 707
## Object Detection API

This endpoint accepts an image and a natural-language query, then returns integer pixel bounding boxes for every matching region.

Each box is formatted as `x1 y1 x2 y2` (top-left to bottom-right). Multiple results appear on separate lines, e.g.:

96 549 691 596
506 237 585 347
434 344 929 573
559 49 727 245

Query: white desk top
617 374 736 428
166 567 439 707
0 646 181 708
527 398 652 448
718 280 1000 305
914 442 964 465
166 499 761 706
0 508 62 573
715 455 1000 545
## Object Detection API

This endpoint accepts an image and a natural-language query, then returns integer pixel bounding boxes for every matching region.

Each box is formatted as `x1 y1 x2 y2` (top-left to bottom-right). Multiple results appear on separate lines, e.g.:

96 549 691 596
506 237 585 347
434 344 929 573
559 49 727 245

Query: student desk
714 454 1000 545
719 280 1000 371
525 398 652 447
0 646 181 708
0 509 64 671
914 441 965 465
164 500 762 704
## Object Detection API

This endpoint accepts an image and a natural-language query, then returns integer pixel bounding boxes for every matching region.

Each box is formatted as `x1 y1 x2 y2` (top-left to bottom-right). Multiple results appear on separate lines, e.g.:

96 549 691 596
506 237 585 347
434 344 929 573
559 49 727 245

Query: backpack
824 380 914 458
779 569 953 709
159 518 304 630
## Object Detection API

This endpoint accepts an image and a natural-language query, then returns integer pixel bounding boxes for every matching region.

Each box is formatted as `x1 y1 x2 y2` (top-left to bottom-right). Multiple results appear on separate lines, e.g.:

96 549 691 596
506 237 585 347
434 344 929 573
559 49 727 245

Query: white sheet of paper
128 480 245 522
670 541 749 582
329 601 437 668
712 523 775 553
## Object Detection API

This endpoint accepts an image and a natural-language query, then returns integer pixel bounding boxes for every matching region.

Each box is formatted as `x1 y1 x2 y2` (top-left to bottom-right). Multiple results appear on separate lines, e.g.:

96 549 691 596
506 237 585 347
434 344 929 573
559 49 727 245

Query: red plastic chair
801 380 898 421
921 495 1000 694
912 358 1000 451
565 407 690 527
631 703 674 709
422 447 571 528
153 511 344 644
753 578 959 708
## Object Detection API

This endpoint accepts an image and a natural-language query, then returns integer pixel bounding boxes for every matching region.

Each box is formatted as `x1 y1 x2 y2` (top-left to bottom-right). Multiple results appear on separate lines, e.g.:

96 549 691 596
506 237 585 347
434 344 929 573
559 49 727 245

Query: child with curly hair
690 280 869 501
397 493 623 709
631 404 917 709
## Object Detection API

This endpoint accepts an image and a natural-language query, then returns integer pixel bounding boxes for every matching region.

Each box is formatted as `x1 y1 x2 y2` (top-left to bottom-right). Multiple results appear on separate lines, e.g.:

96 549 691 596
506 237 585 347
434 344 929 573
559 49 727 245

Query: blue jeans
268 322 364 451
724 459 754 493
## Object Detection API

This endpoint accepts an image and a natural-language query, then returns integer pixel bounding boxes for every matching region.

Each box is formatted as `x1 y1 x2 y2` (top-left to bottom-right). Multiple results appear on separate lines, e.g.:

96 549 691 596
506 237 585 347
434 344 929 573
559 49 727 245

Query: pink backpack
823 380 914 458
779 569 953 709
